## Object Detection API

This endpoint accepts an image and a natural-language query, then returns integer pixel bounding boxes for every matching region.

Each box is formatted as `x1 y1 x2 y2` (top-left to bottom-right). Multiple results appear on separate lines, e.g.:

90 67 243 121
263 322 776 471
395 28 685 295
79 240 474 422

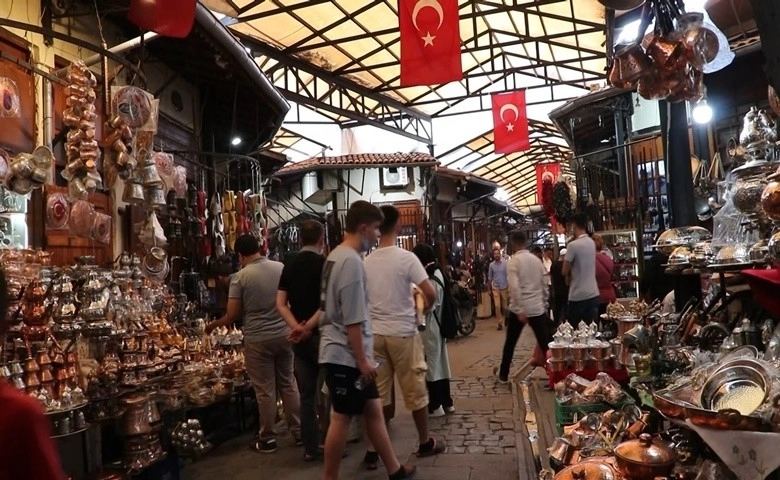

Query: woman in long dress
412 243 454 417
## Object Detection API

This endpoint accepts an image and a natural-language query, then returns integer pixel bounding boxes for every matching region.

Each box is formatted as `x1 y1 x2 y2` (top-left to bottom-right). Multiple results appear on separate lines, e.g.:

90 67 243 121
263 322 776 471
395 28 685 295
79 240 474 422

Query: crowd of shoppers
205 201 452 480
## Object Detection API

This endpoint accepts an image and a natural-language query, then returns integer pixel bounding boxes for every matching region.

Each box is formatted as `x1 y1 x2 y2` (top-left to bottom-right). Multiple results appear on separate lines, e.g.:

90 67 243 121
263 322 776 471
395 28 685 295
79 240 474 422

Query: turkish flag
128 0 197 38
399 0 463 86
535 162 560 204
492 90 530 154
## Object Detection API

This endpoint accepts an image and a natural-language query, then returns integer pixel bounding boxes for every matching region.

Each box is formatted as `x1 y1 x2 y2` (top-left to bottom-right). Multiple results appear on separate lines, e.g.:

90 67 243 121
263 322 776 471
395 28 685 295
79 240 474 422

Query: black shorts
323 363 379 415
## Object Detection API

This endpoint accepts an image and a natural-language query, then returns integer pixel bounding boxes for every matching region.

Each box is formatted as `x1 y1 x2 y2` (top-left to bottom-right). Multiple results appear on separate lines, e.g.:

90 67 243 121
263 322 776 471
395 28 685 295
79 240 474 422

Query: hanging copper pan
598 0 645 10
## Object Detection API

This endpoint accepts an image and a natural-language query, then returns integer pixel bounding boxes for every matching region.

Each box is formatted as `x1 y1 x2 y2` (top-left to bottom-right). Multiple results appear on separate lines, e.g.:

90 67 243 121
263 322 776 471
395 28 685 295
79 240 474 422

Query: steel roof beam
232 0 336 23
284 0 596 55
334 24 602 77
241 34 432 114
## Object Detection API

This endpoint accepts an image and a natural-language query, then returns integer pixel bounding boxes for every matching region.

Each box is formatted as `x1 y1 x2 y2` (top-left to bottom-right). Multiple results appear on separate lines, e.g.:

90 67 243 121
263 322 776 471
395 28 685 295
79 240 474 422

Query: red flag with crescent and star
491 90 530 154
128 0 197 38
399 0 463 86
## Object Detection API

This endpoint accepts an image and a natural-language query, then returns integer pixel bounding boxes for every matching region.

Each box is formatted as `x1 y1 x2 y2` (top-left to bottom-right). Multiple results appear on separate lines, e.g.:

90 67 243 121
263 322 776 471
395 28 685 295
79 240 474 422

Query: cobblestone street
181 317 539 480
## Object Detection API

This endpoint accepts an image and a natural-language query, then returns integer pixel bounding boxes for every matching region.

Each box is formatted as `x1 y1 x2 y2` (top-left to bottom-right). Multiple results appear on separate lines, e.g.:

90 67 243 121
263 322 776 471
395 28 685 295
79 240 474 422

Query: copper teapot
21 280 50 327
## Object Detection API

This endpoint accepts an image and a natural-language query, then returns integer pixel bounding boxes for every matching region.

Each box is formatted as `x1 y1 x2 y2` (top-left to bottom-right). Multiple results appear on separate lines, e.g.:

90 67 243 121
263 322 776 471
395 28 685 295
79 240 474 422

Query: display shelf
597 229 641 299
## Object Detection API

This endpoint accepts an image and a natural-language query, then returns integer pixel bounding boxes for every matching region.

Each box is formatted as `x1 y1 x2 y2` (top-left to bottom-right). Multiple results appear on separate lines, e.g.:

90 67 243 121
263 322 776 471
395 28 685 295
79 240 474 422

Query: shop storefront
0 1 289 478
523 1 780 479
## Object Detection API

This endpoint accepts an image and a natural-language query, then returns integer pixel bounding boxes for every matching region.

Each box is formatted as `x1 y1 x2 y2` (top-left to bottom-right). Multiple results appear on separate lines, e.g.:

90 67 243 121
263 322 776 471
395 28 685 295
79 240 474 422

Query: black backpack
430 272 460 340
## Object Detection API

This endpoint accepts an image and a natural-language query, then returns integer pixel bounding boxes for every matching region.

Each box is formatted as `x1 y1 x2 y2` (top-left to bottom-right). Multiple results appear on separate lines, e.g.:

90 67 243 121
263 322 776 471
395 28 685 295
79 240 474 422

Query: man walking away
563 213 600 326
494 230 554 383
206 234 301 453
319 201 415 480
277 220 326 461
488 248 509 330
362 205 444 469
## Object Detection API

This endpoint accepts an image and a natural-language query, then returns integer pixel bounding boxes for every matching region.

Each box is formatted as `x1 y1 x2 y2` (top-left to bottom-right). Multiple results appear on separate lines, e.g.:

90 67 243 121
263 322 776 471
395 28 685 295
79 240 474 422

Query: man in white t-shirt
363 205 444 466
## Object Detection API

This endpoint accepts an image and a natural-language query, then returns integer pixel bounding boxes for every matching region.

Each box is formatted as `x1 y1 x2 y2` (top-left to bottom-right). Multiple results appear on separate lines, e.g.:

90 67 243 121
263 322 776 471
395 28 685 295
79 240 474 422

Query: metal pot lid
554 458 619 480
613 434 677 466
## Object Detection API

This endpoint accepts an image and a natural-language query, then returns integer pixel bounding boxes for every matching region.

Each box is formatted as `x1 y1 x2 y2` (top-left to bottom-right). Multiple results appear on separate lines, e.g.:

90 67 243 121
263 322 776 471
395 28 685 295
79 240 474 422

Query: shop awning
91 1 290 150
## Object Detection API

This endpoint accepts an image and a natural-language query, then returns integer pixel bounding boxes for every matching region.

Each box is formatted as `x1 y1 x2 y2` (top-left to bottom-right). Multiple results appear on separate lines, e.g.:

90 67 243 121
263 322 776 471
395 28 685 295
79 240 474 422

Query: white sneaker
429 406 445 417
444 406 456 414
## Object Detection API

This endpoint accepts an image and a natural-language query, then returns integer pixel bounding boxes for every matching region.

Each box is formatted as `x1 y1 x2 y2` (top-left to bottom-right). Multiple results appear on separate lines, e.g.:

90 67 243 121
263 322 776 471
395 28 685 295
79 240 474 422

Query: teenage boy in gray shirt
318 200 415 480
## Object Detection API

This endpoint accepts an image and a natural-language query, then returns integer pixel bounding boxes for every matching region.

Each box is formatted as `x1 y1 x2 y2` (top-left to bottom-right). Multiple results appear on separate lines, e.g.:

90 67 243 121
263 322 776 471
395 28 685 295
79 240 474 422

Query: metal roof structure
203 0 608 204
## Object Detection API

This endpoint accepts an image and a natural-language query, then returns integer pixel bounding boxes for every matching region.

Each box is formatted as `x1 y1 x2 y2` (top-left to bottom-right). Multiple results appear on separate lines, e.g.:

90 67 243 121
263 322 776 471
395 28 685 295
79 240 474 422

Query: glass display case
0 186 28 248
597 229 640 299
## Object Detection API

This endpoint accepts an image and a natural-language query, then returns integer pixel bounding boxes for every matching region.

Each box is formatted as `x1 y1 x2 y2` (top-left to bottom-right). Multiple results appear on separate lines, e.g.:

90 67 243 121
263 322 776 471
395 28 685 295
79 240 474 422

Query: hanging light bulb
691 86 713 124
692 99 713 124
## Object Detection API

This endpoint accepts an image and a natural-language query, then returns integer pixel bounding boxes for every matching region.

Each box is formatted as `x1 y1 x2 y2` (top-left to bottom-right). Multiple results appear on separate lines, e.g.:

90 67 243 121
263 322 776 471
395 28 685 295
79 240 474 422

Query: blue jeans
567 297 600 327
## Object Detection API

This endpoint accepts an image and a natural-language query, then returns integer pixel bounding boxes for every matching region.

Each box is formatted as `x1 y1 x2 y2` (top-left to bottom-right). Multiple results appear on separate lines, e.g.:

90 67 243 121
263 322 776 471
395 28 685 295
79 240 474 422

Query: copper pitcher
676 12 718 68
119 394 153 436
646 36 686 71
613 45 652 84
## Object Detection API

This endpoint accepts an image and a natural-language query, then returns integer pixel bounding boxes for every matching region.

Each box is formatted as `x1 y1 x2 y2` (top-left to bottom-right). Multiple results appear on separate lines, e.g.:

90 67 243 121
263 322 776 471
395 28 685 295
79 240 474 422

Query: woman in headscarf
412 243 454 417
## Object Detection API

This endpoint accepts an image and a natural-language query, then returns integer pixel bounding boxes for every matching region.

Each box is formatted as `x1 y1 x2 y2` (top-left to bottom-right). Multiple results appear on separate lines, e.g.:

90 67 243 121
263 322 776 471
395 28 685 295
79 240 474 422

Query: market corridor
180 319 539 480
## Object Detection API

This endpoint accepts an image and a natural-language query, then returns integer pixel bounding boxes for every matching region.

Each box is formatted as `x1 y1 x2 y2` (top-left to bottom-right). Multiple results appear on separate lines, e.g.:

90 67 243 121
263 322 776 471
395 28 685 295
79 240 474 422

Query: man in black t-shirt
277 220 327 461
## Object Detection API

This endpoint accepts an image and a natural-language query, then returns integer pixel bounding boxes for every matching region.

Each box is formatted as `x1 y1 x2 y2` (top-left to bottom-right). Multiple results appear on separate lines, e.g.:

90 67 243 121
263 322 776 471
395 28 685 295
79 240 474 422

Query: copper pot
554 457 620 480
613 434 677 479
611 45 652 87
761 174 780 221
646 36 686 71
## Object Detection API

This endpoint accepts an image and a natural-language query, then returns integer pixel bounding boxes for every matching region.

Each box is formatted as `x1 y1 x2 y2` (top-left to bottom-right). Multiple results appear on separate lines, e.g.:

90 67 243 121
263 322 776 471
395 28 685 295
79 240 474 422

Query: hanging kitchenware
674 12 719 69
145 186 166 208
91 212 112 244
173 166 187 198
113 86 153 129
0 77 20 118
609 44 653 89
46 193 70 230
122 177 146 205
69 199 95 238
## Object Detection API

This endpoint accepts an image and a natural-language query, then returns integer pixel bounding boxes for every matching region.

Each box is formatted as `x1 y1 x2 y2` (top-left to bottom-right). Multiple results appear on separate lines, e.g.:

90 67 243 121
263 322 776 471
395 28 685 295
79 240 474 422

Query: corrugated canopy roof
203 0 606 202
437 118 571 206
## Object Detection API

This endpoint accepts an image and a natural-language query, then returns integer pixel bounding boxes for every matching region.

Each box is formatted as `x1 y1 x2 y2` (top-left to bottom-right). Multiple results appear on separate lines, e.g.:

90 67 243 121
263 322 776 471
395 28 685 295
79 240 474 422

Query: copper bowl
613 434 677 479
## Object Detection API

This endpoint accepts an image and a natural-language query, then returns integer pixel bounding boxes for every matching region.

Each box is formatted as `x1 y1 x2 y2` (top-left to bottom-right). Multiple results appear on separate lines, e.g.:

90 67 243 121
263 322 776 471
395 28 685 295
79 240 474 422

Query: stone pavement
180 317 540 480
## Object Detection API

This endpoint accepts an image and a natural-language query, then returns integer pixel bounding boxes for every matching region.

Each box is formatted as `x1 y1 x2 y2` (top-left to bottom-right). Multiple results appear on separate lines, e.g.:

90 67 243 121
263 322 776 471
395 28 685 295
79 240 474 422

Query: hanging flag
491 90 530 154
399 0 463 86
536 162 560 205
128 0 197 38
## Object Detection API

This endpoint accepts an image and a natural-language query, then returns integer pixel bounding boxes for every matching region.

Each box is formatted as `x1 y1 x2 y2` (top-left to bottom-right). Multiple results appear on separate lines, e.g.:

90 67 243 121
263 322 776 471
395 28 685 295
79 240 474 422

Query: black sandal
389 465 417 480
362 451 379 470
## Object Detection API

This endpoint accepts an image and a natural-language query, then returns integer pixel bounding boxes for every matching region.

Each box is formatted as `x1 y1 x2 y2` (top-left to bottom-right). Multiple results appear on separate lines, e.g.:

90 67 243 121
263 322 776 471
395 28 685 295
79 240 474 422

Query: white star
422 31 436 47
506 122 515 132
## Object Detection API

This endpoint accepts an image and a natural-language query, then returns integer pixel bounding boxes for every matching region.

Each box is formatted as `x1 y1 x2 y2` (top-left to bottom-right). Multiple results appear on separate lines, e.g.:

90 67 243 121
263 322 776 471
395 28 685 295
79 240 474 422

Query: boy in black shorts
318 201 415 480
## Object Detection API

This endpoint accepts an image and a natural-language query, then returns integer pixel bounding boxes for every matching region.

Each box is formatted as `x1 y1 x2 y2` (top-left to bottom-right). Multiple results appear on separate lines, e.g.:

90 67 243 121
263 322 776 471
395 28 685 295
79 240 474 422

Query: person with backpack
412 243 454 417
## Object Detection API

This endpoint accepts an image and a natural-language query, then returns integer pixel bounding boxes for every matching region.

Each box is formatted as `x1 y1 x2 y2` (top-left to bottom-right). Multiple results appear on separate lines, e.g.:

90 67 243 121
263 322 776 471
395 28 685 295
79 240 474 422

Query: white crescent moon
499 103 519 123
412 0 444 32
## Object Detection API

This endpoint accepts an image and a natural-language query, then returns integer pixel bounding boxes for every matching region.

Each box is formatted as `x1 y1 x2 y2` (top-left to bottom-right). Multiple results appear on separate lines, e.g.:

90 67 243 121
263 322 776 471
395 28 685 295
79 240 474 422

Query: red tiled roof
275 152 438 176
